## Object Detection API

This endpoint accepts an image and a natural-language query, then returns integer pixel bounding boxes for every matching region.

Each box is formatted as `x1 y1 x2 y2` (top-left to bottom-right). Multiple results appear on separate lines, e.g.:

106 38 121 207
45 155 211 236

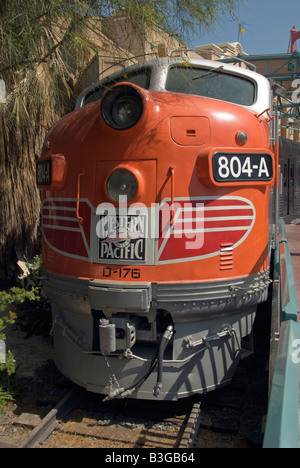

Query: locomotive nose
101 84 144 130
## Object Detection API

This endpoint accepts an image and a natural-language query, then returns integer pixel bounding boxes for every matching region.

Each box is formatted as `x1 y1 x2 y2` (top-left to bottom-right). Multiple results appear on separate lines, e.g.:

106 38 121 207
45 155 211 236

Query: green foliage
0 255 49 409
0 0 241 79
0 287 40 315
106 0 240 40
0 350 19 408
0 310 17 341
0 283 40 409
0 300 19 408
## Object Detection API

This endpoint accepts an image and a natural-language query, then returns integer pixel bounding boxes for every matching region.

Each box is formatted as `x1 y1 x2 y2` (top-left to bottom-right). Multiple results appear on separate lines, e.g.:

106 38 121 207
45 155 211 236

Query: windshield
83 68 152 106
165 65 256 106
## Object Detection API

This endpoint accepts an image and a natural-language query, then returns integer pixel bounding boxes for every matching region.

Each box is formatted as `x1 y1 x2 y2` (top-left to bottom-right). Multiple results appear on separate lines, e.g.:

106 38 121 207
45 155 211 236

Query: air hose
153 325 174 397
103 324 174 401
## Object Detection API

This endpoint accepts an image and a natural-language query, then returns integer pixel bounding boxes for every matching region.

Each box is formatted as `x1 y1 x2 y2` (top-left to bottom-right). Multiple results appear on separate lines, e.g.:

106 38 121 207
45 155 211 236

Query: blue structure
263 219 300 448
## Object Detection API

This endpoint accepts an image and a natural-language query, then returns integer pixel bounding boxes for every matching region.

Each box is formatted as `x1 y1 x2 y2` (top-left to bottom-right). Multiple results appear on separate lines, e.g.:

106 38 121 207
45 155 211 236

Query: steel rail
177 401 202 448
20 386 79 448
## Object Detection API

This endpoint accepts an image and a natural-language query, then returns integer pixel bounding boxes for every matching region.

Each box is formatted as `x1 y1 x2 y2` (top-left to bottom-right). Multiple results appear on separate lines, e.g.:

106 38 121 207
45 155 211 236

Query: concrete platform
284 215 300 450
284 216 300 313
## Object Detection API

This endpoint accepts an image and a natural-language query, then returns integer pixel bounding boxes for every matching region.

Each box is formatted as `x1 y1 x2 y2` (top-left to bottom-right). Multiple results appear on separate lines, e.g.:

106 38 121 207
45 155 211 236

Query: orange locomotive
37 57 275 400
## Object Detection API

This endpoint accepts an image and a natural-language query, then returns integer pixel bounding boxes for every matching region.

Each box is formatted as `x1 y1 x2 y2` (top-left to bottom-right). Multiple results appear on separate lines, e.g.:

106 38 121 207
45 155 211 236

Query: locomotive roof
75 56 272 115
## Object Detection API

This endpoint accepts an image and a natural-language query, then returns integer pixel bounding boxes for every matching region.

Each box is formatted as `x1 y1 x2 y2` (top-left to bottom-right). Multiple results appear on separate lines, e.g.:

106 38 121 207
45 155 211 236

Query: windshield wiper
192 65 224 81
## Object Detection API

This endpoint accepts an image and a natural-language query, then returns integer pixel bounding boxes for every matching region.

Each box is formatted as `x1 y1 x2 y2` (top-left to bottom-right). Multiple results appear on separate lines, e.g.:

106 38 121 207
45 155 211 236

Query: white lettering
292 339 300 364
105 452 139 465
0 79 6 104
99 238 145 261
0 339 5 364
292 79 300 103
181 203 205 250
134 238 144 259
96 203 116 238
258 158 269 178
95 195 248 258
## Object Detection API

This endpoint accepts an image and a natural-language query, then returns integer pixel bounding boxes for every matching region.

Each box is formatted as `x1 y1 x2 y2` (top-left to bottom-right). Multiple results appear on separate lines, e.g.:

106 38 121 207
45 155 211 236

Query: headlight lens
106 169 138 202
101 85 143 130
112 96 141 129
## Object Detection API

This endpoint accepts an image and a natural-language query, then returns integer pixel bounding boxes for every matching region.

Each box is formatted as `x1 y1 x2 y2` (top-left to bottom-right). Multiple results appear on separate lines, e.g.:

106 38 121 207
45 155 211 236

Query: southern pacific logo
98 213 147 261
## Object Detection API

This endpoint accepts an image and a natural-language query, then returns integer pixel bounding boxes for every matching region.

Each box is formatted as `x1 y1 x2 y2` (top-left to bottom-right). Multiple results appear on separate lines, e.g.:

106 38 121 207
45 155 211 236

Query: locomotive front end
37 58 275 400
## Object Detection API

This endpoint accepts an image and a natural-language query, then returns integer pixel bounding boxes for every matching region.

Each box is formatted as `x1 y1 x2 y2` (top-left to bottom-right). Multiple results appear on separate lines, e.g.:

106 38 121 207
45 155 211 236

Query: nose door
92 159 157 265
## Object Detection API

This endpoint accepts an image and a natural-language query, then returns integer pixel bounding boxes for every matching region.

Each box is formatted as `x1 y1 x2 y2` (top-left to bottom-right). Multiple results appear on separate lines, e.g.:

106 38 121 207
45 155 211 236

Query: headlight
106 169 138 202
101 84 143 130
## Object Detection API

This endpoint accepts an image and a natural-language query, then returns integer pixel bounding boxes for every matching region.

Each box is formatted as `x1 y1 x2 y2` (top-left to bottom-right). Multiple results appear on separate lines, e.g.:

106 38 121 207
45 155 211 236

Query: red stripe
43 208 77 218
43 200 76 208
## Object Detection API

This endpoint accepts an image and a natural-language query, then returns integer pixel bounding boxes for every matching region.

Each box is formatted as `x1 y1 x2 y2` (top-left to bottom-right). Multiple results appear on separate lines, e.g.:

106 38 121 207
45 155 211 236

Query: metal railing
263 219 300 448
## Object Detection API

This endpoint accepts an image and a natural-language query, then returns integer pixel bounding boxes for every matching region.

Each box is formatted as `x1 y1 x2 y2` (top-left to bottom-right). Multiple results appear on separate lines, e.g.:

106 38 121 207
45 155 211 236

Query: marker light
236 131 248 144
106 169 138 202
101 85 143 130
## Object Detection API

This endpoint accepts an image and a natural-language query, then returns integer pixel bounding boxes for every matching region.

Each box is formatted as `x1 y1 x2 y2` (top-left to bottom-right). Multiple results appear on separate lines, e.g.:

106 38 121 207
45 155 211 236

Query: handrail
76 170 85 224
263 320 300 448
263 218 300 448
169 166 175 226
279 220 300 322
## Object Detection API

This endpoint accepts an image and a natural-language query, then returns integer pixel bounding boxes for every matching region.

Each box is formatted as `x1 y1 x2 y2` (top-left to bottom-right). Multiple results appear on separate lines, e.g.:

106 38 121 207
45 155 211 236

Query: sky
188 0 300 56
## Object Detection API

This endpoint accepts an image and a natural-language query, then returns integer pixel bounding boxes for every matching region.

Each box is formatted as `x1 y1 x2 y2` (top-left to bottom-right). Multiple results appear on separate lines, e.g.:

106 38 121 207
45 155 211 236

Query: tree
0 0 240 282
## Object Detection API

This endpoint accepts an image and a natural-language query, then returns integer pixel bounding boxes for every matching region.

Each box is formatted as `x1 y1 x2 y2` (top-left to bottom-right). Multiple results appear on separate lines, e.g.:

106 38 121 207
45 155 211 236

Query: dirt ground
0 320 62 447
5 325 54 378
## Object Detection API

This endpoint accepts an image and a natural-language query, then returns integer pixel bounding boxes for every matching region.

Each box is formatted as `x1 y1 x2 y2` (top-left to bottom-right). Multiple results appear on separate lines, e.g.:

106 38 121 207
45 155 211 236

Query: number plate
212 153 273 182
36 159 51 185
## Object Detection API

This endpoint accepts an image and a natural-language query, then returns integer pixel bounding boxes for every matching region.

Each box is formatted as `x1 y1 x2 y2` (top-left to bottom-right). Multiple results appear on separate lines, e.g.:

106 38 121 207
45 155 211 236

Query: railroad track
13 357 267 450
1 346 269 449
0 357 267 450
16 387 201 449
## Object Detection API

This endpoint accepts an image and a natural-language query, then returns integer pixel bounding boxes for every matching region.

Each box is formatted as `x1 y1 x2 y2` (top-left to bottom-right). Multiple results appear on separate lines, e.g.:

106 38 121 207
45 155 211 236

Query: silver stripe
43 215 77 222
173 226 249 234
43 224 81 232
43 206 76 212
176 215 253 222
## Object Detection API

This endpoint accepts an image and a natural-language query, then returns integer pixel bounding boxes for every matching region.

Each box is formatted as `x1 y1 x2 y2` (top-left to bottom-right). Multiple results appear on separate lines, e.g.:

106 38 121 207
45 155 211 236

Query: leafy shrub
0 255 46 408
